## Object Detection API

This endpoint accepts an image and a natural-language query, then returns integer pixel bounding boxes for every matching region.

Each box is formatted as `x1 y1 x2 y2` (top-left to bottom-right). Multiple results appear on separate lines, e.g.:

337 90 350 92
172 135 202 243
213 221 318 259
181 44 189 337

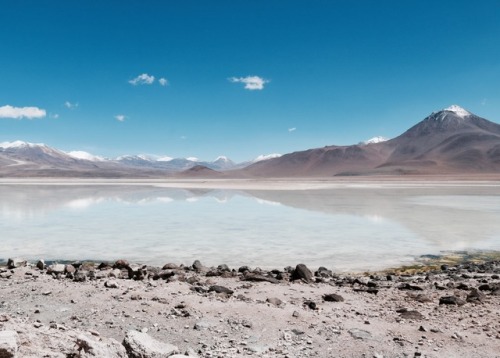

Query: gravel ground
1 259 499 357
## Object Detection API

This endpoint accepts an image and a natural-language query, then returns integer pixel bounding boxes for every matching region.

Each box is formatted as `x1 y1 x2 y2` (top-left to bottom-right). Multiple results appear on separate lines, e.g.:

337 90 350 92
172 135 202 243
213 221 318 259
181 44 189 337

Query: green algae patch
385 250 500 275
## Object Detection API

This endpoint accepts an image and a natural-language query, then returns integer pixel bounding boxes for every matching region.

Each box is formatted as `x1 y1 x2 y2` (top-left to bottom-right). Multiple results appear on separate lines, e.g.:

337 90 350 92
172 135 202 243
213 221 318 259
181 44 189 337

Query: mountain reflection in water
1 184 499 271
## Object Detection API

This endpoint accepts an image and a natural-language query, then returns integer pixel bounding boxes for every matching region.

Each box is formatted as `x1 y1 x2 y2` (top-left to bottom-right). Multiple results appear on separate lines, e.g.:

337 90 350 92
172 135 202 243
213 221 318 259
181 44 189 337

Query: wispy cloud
288 127 296 132
481 98 487 106
229 75 269 90
51 113 60 119
159 78 168 86
64 101 78 109
129 73 155 85
115 114 126 122
0 105 46 119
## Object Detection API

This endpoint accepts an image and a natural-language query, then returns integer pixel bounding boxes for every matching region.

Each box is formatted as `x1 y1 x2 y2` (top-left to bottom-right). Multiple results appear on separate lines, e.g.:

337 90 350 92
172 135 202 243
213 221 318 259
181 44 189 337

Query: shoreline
0 175 500 191
1 257 499 357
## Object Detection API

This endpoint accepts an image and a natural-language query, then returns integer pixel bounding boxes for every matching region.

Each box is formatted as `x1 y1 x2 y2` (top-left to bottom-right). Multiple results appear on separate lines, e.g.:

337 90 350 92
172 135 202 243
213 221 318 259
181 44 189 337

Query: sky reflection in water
1 185 499 271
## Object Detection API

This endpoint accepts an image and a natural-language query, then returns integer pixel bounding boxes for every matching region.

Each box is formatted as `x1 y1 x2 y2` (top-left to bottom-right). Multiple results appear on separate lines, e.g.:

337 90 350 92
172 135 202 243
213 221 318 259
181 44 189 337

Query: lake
1 181 500 271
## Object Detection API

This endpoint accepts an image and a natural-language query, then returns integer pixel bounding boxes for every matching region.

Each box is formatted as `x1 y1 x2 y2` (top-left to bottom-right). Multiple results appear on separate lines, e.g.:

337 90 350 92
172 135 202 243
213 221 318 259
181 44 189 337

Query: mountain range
0 140 280 177
1 105 499 177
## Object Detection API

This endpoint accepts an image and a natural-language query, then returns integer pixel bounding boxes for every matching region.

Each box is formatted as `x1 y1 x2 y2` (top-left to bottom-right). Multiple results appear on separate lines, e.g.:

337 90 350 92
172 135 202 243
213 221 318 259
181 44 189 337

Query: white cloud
0 105 46 119
159 78 168 86
229 75 269 90
129 73 155 85
64 101 78 109
288 127 296 132
51 113 60 119
115 114 126 122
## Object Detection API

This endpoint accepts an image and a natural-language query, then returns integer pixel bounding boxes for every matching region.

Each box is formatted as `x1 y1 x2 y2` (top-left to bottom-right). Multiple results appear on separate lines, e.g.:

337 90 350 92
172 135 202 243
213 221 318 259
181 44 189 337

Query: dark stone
153 270 176 280
276 272 290 281
128 265 147 280
479 283 500 291
366 288 379 295
238 266 251 273
466 288 486 303
113 259 129 269
439 295 466 306
456 283 469 290
191 286 208 294
291 264 314 283
97 262 112 270
323 293 344 302
205 269 221 277
306 301 317 310
217 264 230 272
162 263 178 270
74 270 88 282
209 285 234 295
243 272 279 284
315 267 332 278
36 260 46 270
7 258 26 269
192 260 204 272
398 283 424 291
409 294 432 303
434 282 446 290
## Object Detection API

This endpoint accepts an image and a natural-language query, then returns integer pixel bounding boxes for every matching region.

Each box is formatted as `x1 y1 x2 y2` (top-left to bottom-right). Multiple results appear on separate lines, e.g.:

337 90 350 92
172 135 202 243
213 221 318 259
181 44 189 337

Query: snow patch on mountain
360 136 389 145
214 156 230 162
444 105 471 118
253 153 282 162
67 151 104 162
0 140 46 149
157 156 173 162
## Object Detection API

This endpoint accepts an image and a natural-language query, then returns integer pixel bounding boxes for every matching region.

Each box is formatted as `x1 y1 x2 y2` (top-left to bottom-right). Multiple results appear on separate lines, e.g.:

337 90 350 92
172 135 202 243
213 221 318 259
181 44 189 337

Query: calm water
1 183 500 271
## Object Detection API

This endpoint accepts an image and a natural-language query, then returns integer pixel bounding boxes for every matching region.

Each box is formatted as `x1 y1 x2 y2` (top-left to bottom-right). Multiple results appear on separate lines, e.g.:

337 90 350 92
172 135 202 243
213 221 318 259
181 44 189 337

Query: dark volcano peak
399 105 500 139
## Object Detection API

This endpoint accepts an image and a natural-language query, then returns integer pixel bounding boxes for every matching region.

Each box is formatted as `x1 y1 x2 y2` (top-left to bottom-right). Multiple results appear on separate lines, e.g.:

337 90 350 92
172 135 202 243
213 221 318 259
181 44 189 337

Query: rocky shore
1 258 499 357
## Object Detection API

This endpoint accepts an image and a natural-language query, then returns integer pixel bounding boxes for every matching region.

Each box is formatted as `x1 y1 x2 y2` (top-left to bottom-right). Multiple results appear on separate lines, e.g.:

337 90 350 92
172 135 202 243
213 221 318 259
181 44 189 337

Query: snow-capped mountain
0 141 81 166
245 105 500 177
360 136 389 145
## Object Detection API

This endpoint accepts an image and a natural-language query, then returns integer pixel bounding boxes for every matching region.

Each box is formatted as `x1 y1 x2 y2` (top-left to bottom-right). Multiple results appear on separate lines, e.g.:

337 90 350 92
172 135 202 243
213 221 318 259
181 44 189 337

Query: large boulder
123 330 179 358
0 330 18 358
75 334 127 357
7 258 26 269
291 264 314 283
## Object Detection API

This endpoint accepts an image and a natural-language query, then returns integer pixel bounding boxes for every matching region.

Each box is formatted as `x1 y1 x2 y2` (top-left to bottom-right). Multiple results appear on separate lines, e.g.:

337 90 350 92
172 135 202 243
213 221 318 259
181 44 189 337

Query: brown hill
176 165 224 178
243 105 500 177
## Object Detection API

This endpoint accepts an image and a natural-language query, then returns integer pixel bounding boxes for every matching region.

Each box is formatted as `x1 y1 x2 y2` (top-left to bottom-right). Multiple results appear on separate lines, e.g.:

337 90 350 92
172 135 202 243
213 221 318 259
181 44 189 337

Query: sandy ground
1 259 499 357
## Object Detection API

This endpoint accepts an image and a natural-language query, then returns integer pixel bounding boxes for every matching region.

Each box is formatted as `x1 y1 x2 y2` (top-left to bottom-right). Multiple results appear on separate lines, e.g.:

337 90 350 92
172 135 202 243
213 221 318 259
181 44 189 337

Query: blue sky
1 1 499 161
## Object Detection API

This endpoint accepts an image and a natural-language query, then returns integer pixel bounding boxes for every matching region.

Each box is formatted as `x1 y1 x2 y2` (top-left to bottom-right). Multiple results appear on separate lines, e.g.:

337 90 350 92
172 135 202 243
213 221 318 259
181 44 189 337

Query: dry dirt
1 259 499 357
